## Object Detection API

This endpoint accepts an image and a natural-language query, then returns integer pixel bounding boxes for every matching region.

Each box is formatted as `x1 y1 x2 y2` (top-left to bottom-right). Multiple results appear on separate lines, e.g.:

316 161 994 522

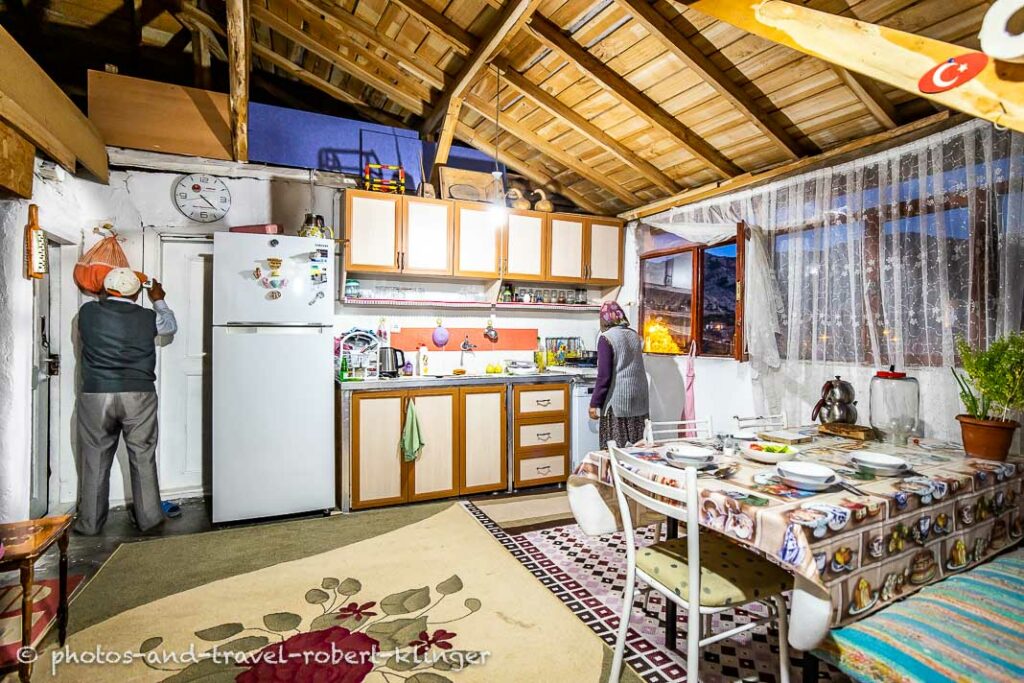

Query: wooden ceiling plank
492 55 678 194
225 0 250 162
389 0 478 54
616 0 803 159
684 0 1024 133
527 13 740 179
251 5 426 115
464 91 638 205
421 0 538 135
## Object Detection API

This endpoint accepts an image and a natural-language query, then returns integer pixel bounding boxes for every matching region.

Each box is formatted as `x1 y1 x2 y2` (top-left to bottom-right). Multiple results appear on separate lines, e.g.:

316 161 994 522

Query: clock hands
197 194 217 209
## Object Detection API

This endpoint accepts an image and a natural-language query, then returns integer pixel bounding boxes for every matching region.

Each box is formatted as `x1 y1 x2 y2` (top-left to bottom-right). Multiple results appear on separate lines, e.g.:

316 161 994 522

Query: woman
589 301 649 447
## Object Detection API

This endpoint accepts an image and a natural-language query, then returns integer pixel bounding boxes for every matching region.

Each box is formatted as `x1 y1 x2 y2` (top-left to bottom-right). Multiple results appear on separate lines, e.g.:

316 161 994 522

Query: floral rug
0 576 84 666
31 504 613 682
464 501 849 683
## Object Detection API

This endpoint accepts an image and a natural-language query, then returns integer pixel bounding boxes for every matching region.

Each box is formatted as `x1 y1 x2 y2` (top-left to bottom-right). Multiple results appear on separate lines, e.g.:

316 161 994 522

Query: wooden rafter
421 0 537 136
492 55 679 194
527 14 740 179
192 27 212 89
389 0 478 55
683 0 1024 133
225 0 250 162
831 66 898 130
290 0 447 91
251 5 427 115
432 96 463 171
617 0 803 159
455 121 605 215
464 91 638 206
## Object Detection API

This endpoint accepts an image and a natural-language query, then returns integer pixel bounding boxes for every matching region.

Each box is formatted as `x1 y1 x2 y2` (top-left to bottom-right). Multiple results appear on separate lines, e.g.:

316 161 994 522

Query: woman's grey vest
600 326 649 417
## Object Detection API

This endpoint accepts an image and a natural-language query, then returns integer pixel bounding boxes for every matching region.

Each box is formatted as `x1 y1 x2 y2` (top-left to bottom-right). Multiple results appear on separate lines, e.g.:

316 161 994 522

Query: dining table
565 427 1023 650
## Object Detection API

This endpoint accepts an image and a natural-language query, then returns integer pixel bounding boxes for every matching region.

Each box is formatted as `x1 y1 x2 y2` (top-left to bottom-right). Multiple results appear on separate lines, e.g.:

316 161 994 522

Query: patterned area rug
0 576 84 666
464 501 848 683
471 491 576 533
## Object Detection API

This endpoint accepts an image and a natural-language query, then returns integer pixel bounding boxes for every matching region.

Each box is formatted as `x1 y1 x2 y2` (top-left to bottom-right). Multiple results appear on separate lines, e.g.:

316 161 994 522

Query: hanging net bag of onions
73 225 130 294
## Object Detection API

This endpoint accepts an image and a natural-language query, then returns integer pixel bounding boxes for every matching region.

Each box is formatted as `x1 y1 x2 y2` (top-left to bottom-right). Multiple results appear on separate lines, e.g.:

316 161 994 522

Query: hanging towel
401 400 426 462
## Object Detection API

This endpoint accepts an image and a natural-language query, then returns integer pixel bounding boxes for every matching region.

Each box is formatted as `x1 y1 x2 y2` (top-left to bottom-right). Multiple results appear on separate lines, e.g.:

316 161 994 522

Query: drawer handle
535 398 552 407
536 432 552 441
535 465 552 474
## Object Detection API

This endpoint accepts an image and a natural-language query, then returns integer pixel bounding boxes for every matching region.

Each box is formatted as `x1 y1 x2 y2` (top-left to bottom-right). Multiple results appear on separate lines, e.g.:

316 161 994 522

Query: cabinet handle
536 465 552 475
535 398 551 407
536 432 552 441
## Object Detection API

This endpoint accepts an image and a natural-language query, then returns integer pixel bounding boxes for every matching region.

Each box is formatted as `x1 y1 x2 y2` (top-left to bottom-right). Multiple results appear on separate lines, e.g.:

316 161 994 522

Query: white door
159 239 213 495
504 210 545 280
402 197 452 275
454 202 501 277
548 216 585 282
587 219 622 284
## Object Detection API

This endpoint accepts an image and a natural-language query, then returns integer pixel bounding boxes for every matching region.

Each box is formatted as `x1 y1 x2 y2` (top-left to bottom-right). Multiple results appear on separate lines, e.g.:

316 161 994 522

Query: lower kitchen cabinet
460 386 507 494
409 388 459 502
513 383 570 489
351 391 406 509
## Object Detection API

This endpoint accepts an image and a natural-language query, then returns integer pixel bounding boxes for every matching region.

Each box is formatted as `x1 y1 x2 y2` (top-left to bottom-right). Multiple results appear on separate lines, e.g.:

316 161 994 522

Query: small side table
0 514 73 682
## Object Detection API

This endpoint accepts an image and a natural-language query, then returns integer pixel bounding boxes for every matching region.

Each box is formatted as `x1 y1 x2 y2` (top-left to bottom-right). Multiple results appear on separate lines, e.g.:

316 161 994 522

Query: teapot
820 376 856 403
811 375 858 424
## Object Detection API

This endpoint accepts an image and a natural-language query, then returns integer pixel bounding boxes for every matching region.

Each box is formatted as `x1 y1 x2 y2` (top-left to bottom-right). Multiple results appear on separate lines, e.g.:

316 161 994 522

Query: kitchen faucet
460 335 477 367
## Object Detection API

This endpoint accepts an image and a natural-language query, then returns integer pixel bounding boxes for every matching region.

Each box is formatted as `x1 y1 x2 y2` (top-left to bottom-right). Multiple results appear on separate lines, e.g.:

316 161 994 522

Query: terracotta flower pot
956 414 1019 461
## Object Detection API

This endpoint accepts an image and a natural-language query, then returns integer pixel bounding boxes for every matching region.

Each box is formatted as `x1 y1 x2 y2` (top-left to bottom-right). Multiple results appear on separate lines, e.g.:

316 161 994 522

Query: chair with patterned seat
607 441 792 682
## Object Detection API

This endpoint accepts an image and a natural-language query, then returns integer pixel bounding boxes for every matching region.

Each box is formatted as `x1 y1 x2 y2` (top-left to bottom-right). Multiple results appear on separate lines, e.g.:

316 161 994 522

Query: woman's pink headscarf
599 301 629 329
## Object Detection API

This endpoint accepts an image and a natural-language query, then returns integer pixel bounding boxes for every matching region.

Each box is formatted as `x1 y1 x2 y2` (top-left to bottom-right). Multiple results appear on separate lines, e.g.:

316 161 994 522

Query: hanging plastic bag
74 225 130 294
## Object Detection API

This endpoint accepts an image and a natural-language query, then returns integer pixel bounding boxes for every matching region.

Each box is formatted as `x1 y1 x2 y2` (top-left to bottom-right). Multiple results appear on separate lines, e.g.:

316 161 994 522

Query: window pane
641 251 693 354
701 243 737 356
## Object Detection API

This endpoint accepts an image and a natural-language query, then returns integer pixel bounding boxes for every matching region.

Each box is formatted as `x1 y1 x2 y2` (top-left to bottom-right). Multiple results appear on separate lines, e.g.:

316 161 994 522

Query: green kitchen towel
401 400 426 462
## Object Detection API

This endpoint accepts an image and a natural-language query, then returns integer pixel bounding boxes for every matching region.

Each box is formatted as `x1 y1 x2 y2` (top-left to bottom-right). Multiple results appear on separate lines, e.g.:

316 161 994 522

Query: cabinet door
586 218 624 285
547 214 586 282
352 391 406 509
344 190 401 273
454 201 502 278
503 210 546 281
402 197 453 275
459 386 507 494
408 388 459 501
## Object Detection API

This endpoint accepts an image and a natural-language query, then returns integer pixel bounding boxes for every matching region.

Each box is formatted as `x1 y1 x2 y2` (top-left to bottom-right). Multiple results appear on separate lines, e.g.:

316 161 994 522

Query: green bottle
339 355 348 381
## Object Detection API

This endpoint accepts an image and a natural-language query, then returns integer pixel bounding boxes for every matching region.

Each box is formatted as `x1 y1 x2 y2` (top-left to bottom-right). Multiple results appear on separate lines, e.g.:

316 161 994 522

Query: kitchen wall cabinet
459 386 507 494
351 391 406 509
454 201 502 278
408 388 459 501
402 196 453 276
503 209 547 281
344 189 401 273
586 218 624 285
547 214 586 282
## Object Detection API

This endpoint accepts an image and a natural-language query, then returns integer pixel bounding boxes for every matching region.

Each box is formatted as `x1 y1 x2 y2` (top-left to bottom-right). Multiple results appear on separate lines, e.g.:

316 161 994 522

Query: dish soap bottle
417 345 430 376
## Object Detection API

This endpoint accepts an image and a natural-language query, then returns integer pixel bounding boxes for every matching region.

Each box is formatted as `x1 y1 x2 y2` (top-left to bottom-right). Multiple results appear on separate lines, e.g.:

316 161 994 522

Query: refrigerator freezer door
212 325 335 522
213 232 334 325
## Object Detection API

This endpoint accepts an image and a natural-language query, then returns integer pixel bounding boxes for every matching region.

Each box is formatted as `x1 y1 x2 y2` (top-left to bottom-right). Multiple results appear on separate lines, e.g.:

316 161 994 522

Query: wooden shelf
342 298 601 312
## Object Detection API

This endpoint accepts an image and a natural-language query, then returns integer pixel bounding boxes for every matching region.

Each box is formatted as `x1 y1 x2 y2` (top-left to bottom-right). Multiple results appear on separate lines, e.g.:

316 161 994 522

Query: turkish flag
918 53 989 94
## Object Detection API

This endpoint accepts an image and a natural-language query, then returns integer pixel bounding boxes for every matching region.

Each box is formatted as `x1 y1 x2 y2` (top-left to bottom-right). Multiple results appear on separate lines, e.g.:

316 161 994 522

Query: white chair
643 417 714 443
733 413 787 432
607 441 792 683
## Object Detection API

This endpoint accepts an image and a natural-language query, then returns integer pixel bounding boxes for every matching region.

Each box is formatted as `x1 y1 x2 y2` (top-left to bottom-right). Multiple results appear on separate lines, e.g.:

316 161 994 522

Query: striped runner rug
817 548 1024 683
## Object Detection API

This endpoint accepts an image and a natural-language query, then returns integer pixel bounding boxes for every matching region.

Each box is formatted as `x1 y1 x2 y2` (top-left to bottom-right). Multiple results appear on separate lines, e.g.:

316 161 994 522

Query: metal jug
378 347 406 378
811 375 858 424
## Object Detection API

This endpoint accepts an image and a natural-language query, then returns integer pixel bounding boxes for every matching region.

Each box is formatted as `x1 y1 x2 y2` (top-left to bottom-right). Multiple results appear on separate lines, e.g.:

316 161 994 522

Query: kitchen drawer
516 385 567 416
517 421 566 449
516 454 567 486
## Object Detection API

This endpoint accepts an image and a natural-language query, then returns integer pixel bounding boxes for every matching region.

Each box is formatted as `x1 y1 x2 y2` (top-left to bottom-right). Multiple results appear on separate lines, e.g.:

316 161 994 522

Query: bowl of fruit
740 441 800 464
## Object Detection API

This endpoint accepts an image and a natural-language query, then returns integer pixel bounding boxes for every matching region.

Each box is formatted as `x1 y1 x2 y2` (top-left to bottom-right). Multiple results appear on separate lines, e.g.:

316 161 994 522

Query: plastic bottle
534 336 546 372
418 345 430 376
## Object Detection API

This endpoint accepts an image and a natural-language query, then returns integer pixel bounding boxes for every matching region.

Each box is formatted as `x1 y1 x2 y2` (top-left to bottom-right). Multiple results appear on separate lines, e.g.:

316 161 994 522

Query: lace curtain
640 119 1024 442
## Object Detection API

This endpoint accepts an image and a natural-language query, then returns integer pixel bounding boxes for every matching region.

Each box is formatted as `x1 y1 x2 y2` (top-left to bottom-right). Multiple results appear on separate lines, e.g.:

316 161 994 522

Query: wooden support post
431 96 462 179
192 28 212 89
683 0 1024 133
225 0 250 162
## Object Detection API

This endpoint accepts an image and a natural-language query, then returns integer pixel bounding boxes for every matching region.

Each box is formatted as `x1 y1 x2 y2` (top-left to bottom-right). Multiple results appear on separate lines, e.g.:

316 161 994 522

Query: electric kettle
378 347 406 378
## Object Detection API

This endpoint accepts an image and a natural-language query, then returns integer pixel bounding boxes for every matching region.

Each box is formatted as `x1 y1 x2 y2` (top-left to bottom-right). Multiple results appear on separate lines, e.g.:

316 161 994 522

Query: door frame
31 241 62 517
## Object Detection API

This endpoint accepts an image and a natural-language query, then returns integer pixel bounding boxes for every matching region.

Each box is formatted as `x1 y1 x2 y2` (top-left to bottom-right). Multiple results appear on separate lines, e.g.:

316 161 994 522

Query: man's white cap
103 267 142 297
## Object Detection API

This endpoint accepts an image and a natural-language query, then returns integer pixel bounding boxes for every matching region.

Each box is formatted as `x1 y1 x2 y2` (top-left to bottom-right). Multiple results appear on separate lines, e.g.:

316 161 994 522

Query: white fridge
212 232 335 522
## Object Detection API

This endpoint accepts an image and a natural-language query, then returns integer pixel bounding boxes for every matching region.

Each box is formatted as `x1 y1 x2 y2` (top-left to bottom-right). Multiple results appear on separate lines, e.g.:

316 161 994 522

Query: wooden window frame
639 223 746 360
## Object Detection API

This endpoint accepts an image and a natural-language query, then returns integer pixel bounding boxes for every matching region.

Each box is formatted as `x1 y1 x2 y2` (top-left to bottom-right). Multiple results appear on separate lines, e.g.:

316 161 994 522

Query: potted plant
951 332 1024 460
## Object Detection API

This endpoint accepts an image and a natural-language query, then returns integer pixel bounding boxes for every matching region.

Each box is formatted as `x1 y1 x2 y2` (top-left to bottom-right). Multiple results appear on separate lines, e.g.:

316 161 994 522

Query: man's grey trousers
76 392 163 534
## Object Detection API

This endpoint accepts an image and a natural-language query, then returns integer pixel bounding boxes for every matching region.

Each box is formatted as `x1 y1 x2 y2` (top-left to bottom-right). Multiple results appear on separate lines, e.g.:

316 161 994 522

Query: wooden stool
0 514 73 682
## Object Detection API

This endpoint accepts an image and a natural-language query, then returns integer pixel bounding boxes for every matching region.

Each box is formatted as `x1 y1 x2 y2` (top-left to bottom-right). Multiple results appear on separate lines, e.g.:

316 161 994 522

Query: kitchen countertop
336 370 594 392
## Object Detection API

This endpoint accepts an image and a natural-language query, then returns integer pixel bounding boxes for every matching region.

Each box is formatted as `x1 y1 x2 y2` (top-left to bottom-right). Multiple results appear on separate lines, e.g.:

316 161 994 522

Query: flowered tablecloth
570 429 1023 629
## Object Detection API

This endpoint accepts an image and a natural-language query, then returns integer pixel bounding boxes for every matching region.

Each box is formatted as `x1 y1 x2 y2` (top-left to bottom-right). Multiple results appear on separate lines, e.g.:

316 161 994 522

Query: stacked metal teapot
811 376 858 424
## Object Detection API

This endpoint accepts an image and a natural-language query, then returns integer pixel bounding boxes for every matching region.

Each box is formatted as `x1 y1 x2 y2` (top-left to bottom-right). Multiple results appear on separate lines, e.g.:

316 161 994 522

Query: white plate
733 429 760 440
778 461 836 483
741 442 799 464
775 469 837 492
851 451 908 473
665 444 716 464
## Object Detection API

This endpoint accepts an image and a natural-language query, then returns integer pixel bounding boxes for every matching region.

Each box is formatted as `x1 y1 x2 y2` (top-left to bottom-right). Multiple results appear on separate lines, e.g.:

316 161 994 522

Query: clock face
174 174 231 223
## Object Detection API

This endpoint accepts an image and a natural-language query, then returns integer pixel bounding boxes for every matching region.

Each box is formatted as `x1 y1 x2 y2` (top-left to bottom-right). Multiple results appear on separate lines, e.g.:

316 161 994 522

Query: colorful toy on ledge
363 163 406 194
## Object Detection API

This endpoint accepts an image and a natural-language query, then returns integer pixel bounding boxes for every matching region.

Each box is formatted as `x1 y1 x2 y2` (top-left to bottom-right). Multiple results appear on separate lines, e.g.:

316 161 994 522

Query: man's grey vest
79 300 158 393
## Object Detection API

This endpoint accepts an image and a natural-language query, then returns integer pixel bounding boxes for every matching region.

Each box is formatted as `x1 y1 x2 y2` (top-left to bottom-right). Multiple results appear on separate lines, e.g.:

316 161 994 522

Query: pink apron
680 341 697 437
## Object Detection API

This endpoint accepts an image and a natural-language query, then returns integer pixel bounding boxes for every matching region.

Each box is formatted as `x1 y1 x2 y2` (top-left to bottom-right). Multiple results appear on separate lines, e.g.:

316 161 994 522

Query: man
75 267 177 535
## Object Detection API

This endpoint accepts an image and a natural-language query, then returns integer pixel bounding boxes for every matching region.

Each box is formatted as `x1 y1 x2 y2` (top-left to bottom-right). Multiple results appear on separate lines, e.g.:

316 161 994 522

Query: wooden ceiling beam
830 66 898 130
683 0 1024 133
431 96 463 168
617 0 803 159
389 0 478 55
464 92 638 206
251 5 427 115
492 55 679 194
455 121 607 215
225 0 250 162
527 13 740 179
289 0 447 91
421 0 537 135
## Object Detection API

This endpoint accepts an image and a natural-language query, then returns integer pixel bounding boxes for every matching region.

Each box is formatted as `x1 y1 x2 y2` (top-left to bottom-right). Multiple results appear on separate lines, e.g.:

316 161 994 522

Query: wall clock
174 174 231 223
